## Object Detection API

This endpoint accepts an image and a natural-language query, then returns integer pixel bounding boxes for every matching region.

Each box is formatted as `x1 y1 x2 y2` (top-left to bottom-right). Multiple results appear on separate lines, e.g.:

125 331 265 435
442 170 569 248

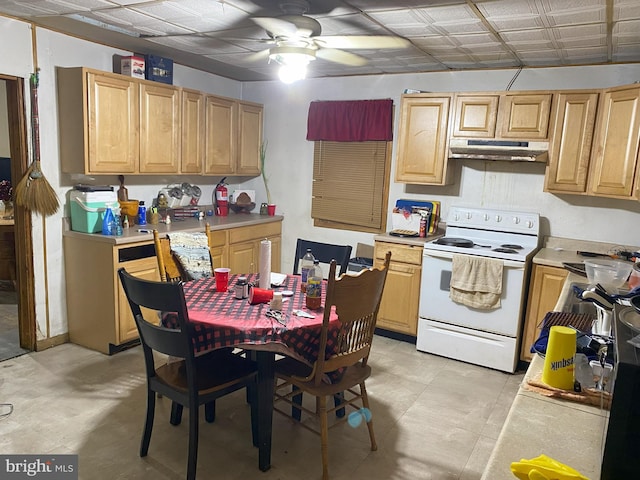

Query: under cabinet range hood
449 138 549 163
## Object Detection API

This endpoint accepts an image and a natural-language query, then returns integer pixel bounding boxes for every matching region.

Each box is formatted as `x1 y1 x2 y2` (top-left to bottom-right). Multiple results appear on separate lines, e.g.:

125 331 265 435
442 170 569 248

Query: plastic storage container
585 259 633 290
70 190 118 233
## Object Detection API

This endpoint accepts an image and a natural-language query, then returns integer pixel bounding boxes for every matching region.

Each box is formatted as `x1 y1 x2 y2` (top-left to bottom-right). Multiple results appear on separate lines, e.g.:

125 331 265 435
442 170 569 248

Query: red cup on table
214 267 231 292
249 286 273 304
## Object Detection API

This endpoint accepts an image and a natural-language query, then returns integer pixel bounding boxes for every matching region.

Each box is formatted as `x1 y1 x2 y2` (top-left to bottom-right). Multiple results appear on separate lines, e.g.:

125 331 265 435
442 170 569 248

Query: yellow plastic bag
511 454 589 480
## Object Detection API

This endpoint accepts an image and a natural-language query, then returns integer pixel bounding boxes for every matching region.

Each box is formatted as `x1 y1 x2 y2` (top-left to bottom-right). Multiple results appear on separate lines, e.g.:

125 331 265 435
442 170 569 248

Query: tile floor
0 336 525 480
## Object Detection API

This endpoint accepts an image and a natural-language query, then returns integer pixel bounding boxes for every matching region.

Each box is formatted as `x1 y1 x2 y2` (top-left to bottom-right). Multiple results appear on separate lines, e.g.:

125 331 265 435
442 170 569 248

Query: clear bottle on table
300 248 315 293
305 260 323 310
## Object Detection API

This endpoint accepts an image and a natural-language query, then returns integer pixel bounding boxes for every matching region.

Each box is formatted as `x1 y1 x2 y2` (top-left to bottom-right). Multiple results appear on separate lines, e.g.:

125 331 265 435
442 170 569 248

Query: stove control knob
483 214 489 221
466 212 472 219
495 215 502 222
526 220 534 228
512 216 520 224
454 213 460 221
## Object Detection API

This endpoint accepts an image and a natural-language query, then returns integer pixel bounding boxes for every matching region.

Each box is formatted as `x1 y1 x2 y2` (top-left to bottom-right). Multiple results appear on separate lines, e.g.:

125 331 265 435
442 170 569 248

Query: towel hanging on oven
449 254 503 309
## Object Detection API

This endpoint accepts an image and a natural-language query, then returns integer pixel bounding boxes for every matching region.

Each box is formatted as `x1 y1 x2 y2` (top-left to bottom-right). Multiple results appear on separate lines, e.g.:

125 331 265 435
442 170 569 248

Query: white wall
2 12 640 340
242 65 640 274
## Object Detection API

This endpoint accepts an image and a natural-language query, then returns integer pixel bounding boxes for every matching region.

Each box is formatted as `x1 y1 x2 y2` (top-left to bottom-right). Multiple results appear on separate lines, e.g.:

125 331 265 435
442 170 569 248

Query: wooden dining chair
118 268 258 480
292 239 353 277
273 251 391 480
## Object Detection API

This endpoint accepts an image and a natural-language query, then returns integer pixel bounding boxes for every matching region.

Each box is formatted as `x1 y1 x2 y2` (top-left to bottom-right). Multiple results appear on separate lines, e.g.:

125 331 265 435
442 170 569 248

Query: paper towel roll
259 239 271 289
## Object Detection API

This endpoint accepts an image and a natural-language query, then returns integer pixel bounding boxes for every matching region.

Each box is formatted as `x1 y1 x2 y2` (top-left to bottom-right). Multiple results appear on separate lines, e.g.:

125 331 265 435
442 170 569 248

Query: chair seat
275 357 371 397
157 350 256 394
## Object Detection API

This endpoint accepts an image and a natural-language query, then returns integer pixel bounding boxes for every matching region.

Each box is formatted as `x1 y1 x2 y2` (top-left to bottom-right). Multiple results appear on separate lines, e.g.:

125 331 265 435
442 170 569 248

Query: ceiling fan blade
246 49 271 63
251 17 298 38
316 48 368 66
314 35 410 50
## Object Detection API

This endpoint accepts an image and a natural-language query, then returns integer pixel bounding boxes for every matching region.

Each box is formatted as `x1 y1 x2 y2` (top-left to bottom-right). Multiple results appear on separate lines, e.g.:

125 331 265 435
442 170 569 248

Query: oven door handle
423 250 526 269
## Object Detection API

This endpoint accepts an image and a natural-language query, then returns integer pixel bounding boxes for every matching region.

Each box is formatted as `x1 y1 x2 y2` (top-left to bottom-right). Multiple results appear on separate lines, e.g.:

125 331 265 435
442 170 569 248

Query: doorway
0 74 36 361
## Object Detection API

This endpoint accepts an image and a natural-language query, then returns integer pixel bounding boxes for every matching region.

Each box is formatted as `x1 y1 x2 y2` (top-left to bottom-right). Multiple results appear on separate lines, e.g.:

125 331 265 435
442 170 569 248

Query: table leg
256 350 275 472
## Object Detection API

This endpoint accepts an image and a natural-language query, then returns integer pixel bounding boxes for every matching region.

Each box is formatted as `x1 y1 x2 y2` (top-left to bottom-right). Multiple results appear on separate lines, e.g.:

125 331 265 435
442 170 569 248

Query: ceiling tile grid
0 0 637 81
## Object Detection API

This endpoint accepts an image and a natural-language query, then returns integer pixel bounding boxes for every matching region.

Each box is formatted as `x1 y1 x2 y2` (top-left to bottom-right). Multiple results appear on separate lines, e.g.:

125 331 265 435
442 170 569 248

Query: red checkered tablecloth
165 274 340 374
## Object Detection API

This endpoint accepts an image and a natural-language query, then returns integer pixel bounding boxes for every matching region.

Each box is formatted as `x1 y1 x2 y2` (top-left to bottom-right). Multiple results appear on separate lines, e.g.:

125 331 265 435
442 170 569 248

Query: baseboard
35 333 69 351
374 327 417 344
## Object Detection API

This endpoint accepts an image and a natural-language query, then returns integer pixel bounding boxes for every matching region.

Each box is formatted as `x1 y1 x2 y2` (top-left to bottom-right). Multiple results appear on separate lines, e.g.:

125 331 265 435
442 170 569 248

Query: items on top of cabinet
143 54 173 84
120 56 145 79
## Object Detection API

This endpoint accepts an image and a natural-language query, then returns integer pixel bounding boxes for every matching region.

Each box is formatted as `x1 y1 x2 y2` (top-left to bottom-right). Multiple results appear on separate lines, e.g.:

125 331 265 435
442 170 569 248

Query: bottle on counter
113 207 123 236
300 248 315 293
101 203 115 236
305 260 323 310
137 201 147 226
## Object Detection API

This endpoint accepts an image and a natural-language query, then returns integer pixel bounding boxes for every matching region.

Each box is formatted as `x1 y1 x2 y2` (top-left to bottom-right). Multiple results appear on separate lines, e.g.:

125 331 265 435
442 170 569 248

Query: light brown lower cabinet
64 219 281 354
374 241 423 336
520 264 568 362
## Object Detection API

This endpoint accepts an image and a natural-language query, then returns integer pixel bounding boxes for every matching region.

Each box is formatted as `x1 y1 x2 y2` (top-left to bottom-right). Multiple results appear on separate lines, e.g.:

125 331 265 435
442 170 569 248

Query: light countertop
62 213 283 245
481 271 608 479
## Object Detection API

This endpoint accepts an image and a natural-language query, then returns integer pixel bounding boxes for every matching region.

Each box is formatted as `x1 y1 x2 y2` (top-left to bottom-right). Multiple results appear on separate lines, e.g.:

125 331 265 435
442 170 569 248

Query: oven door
418 249 526 337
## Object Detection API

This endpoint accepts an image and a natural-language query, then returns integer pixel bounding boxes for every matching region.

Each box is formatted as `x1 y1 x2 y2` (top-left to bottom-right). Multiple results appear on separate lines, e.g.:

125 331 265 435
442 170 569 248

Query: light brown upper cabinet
204 95 263 176
453 92 552 140
58 67 263 176
395 94 452 185
587 85 640 199
180 89 205 174
139 82 181 174
58 68 140 174
545 91 599 194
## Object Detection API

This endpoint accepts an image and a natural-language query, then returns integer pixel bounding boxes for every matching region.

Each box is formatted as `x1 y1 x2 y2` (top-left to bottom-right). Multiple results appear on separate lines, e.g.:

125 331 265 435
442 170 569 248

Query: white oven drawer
416 319 519 373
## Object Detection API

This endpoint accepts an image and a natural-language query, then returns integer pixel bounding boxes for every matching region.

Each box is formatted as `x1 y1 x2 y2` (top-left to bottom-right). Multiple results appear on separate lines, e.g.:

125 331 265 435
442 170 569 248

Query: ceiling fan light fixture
268 46 315 83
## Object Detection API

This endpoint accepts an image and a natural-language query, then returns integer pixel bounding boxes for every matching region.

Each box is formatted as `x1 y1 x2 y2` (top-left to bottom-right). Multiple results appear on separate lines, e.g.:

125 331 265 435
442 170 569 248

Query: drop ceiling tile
543 10 606 27
0 0 61 15
517 49 563 61
551 23 606 39
485 16 546 31
48 0 114 11
92 7 156 26
148 36 246 55
615 1 640 20
500 29 550 42
348 0 465 10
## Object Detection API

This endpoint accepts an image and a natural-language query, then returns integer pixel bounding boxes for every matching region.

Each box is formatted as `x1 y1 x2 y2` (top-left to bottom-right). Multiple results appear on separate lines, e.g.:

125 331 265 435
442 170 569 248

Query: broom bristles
15 162 60 217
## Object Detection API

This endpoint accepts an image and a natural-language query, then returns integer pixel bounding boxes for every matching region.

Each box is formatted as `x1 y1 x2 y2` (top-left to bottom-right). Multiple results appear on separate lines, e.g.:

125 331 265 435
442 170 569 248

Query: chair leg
187 398 199 480
140 388 156 457
360 382 377 451
204 401 216 423
318 395 330 480
292 385 302 421
170 401 183 425
334 391 345 418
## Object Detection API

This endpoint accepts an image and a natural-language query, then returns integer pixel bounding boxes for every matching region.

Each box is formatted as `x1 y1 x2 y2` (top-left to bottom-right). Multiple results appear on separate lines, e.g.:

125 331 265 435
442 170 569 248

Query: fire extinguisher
214 177 228 216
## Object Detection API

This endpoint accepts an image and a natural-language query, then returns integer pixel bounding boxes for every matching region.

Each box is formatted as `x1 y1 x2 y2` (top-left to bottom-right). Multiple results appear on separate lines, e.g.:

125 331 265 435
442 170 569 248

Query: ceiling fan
248 0 410 81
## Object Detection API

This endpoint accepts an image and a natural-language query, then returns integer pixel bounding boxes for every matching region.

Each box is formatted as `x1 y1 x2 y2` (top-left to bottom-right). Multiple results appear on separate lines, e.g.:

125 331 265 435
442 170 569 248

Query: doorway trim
2 73 36 351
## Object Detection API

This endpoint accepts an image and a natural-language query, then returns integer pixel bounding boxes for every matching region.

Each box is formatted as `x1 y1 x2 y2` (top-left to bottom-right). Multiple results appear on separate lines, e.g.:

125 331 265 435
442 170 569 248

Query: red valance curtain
306 99 393 142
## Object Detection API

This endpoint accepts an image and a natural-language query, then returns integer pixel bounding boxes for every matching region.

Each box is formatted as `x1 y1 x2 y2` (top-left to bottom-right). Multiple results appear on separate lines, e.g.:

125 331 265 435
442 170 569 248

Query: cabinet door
229 241 257 274
375 259 421 336
181 89 205 174
237 101 263 175
204 95 236 175
588 86 640 199
86 72 139 173
497 93 552 139
139 83 181 173
520 264 568 362
268 235 282 273
452 94 499 137
395 95 451 185
117 257 160 343
545 92 599 193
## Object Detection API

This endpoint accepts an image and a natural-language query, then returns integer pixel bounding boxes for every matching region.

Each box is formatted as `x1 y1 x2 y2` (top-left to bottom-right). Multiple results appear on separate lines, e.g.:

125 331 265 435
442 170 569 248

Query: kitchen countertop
534 236 640 268
481 271 608 480
62 213 283 245
374 228 445 247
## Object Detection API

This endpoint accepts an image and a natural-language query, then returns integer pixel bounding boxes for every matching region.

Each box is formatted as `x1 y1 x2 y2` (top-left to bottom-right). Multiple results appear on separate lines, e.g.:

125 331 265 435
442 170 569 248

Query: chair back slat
153 230 187 282
313 252 391 385
293 239 353 277
118 268 193 360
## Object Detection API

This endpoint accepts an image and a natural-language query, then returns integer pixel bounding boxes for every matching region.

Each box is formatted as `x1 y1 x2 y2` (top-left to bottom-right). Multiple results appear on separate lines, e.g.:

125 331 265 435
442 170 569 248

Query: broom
14 69 59 217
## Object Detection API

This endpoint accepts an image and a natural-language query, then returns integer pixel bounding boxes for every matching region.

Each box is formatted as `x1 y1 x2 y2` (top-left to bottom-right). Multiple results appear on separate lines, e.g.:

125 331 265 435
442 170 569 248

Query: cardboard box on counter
120 56 145 79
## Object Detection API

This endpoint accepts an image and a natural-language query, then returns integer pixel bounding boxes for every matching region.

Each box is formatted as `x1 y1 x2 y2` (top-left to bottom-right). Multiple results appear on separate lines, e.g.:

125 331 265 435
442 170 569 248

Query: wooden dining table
171 273 339 472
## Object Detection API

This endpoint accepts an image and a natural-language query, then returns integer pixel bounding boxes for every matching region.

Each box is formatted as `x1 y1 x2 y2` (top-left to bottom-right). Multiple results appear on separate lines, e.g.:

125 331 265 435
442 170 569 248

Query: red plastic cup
267 204 276 216
248 286 273 305
214 267 230 292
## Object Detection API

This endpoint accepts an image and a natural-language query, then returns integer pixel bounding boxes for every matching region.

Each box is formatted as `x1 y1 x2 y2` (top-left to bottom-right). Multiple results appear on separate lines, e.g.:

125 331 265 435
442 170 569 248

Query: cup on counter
541 326 576 390
267 204 276 216
214 267 231 292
